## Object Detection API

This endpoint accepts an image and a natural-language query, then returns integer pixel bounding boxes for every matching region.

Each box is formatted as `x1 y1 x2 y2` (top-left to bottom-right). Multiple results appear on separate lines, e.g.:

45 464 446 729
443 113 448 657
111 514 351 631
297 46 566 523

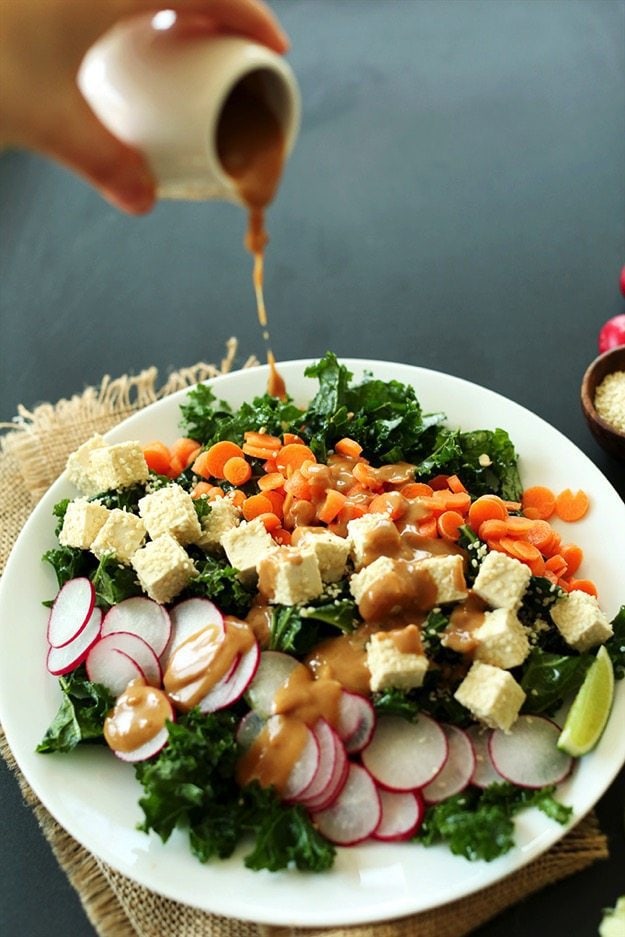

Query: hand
0 0 289 214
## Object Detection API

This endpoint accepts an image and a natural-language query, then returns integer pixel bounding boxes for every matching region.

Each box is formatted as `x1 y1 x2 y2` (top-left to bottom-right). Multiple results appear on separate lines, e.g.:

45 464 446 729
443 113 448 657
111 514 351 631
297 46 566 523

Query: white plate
1 358 624 928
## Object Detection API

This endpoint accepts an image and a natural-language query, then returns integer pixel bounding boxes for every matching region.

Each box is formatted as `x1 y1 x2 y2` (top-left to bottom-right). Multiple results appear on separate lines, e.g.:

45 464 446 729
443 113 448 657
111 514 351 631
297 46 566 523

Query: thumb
41 86 156 214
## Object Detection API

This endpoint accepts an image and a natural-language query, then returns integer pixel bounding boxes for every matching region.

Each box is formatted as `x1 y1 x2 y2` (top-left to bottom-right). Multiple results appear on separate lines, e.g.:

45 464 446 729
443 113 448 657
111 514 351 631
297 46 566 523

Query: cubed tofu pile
61 434 614 733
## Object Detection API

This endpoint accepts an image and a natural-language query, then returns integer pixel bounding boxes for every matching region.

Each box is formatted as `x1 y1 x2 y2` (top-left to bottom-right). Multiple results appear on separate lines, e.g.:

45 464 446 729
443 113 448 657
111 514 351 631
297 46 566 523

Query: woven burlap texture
0 346 609 937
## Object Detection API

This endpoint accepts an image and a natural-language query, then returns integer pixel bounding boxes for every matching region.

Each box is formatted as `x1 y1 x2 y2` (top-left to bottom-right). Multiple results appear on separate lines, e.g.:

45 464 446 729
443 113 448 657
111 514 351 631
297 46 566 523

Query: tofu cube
88 441 149 492
454 661 526 732
257 546 324 605
350 555 396 607
221 517 275 584
347 514 402 570
550 591 614 652
196 496 241 553
91 509 146 563
138 483 202 545
58 498 109 549
472 551 531 610
65 434 107 496
366 629 429 692
414 555 468 605
473 608 531 669
131 534 195 604
292 528 350 582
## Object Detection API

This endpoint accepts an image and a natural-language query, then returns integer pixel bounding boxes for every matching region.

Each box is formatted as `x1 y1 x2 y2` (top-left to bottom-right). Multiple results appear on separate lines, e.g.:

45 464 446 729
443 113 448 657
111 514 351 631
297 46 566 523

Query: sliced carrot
352 462 383 491
228 489 246 508
478 519 510 541
258 471 286 492
334 437 363 459
521 485 556 520
195 441 244 479
527 554 546 577
282 432 305 446
401 482 434 499
190 449 211 479
503 516 537 536
242 493 274 521
263 458 279 474
190 481 213 499
276 444 317 474
503 500 522 512
556 576 570 591
567 578 598 597
338 501 368 523
272 527 292 545
560 543 583 577
317 489 347 524
257 511 281 532
437 510 465 541
142 441 171 476
525 520 556 553
468 495 508 530
223 456 252 487
169 437 202 468
522 506 541 520
418 517 438 539
243 431 281 450
285 471 312 500
555 488 590 522
498 538 542 563
446 475 468 494
545 554 568 578
428 475 450 491
368 491 408 521
263 488 285 518
243 443 282 460
206 485 225 500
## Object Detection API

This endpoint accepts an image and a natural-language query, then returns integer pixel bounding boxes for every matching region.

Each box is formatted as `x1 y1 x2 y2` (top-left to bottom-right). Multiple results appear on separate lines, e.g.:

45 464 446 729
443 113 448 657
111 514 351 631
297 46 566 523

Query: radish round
311 763 381 846
236 711 266 750
113 724 171 763
86 631 161 692
47 605 102 676
465 725 501 789
361 715 448 792
373 788 424 841
102 597 171 657
245 650 301 717
294 719 338 805
47 577 95 648
197 641 260 713
336 691 376 753
282 721 320 801
300 733 349 812
86 646 146 697
489 715 574 789
164 597 224 663
421 725 475 803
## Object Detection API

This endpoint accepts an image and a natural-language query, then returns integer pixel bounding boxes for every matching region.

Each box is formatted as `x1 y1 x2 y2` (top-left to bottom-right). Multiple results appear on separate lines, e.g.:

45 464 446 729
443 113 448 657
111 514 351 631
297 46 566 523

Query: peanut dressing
164 618 255 711
103 679 171 753
305 627 374 696
236 714 310 794
273 662 343 726
444 594 488 654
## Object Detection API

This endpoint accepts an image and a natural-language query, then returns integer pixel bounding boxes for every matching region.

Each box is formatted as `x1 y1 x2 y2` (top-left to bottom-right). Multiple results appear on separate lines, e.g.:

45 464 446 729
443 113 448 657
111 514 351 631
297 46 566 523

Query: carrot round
401 482 434 499
317 489 347 524
257 512 282 532
258 471 286 492
468 495 507 530
142 441 171 476
525 519 557 554
418 517 438 539
555 488 590 522
567 578 598 597
223 456 252 487
276 443 317 474
446 475 468 494
334 437 363 459
478 519 509 541
272 527 292 545
242 493 274 521
368 491 408 521
190 481 213 499
437 510 465 541
244 431 281 451
169 437 202 468
521 486 556 520
560 543 583 577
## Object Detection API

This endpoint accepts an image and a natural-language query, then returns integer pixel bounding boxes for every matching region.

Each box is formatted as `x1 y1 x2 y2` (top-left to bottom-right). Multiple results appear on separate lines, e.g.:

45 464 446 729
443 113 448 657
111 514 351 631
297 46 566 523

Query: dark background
1 1 624 934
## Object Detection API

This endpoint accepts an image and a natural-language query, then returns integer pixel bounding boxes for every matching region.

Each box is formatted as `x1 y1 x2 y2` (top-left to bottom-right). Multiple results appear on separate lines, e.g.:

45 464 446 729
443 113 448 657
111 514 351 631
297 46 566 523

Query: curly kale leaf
179 383 303 445
417 782 571 861
42 544 92 591
604 606 625 679
269 594 357 655
91 554 142 609
417 427 522 500
37 668 115 753
520 648 593 715
186 553 254 617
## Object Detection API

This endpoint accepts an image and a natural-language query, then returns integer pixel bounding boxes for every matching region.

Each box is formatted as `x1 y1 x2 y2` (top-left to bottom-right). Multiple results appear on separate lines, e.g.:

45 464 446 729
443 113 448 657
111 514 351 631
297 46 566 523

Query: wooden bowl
581 346 625 461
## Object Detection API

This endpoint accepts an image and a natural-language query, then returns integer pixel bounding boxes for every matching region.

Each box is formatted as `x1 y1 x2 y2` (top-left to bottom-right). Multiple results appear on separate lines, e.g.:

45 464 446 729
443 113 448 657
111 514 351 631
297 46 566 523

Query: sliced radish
489 715 574 789
164 597 224 663
236 710 266 750
299 733 349 813
336 691 376 753
102 597 171 657
312 763 381 846
294 719 338 804
47 605 102 676
113 723 171 763
197 641 260 713
373 788 424 841
47 577 95 648
361 715 448 792
422 725 475 803
86 631 161 691
245 650 301 717
86 646 146 697
466 725 501 789
281 721 320 801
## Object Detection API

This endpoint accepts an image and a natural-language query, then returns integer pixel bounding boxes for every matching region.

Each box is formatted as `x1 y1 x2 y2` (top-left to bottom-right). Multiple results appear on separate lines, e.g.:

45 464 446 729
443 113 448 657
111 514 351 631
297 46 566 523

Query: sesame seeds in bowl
581 347 625 462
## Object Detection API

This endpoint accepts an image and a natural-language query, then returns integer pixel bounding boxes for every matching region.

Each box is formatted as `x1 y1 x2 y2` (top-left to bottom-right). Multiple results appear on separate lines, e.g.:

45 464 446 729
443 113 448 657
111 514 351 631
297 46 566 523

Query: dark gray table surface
1 2 624 935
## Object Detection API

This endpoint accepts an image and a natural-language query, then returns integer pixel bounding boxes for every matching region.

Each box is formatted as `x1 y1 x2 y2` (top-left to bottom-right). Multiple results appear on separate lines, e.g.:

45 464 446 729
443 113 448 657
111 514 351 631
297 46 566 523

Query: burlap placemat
0 342 609 937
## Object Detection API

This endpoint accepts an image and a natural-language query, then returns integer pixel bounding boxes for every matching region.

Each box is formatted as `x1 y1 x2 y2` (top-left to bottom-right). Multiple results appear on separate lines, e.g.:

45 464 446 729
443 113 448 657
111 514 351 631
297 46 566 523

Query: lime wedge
558 646 614 757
